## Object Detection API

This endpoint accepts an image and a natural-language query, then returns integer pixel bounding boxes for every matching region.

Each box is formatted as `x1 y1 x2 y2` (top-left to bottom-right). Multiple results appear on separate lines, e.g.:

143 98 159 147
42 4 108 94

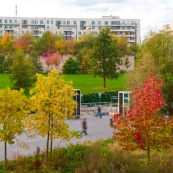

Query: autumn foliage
114 74 173 150
45 52 60 68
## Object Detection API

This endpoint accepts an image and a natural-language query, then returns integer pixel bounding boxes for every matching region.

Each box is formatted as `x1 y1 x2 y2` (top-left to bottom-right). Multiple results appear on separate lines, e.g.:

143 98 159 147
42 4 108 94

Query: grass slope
0 73 127 94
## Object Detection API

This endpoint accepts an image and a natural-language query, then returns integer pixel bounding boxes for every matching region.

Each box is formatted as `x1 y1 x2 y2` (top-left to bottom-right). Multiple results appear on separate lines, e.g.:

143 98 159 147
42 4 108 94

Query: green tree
127 31 173 115
29 50 42 72
62 57 79 74
34 31 56 55
0 88 28 171
29 69 80 164
0 55 5 72
91 27 121 88
10 49 36 92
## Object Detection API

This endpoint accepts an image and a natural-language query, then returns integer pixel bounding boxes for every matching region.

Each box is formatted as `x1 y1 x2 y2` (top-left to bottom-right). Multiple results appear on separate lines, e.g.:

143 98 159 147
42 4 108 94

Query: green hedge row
81 91 118 103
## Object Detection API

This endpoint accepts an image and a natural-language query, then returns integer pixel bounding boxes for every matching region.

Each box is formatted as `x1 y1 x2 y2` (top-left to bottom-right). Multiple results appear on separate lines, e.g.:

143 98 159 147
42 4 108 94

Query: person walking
81 118 87 135
97 106 102 118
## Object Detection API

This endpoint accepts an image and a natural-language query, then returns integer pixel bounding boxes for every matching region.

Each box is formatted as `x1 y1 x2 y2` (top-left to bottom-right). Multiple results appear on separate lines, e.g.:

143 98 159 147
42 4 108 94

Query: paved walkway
0 115 114 161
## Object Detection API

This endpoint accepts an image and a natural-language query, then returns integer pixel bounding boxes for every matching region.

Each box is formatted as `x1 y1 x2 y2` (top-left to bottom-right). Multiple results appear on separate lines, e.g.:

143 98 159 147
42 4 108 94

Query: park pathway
0 115 114 161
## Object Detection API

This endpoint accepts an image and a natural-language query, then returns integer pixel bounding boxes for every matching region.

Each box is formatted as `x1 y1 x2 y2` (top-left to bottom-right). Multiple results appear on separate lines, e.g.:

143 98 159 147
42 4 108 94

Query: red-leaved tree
45 52 60 71
114 75 173 171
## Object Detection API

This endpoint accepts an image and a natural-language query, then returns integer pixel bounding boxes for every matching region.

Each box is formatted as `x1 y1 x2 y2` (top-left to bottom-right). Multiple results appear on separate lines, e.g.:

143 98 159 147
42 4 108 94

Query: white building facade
0 15 140 45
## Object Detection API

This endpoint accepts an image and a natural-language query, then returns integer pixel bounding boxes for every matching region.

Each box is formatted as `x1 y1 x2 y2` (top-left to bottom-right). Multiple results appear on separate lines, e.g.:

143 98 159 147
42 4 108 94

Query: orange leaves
114 74 173 152
0 33 15 54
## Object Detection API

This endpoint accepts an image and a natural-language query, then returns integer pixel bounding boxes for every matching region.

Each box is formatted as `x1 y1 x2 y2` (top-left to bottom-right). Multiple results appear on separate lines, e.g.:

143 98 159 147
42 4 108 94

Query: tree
91 27 121 88
77 33 96 49
114 75 173 172
127 31 173 115
0 55 5 72
29 69 80 164
0 33 15 72
79 54 91 74
0 33 15 56
66 39 78 55
14 31 35 54
29 50 43 72
116 35 129 56
10 49 36 92
45 52 60 71
34 31 56 55
0 88 28 171
55 39 67 61
62 57 79 74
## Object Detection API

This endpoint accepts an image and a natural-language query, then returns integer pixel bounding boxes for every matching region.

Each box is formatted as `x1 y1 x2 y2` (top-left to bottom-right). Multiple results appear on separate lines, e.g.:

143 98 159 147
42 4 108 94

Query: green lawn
0 73 127 94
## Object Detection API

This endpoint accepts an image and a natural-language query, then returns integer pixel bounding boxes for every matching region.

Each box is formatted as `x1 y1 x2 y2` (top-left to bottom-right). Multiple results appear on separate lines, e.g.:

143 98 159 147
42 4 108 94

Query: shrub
82 93 101 103
100 91 118 102
81 91 118 103
62 57 79 74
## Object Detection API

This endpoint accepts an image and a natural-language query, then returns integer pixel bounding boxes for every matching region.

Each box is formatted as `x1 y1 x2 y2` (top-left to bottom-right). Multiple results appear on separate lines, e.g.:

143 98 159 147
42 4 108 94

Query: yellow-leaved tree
29 69 80 164
0 88 28 171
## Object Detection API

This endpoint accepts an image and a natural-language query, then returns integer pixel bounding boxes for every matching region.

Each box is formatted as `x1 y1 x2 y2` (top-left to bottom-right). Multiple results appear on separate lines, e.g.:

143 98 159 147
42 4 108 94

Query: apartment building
0 15 140 45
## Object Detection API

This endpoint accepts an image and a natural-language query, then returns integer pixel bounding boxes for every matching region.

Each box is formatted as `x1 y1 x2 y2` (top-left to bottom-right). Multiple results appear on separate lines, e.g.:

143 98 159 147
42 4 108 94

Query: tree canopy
10 49 36 91
91 27 122 88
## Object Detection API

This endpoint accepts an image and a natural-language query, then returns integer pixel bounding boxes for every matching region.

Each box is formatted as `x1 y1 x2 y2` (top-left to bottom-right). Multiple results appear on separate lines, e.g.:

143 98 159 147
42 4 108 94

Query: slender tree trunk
103 77 106 88
4 141 7 172
147 146 150 173
46 131 50 165
46 114 51 165
50 116 53 162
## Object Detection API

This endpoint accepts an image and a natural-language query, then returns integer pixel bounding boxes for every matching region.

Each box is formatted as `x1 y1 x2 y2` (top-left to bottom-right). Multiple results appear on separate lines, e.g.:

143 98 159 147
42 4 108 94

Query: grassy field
0 73 127 94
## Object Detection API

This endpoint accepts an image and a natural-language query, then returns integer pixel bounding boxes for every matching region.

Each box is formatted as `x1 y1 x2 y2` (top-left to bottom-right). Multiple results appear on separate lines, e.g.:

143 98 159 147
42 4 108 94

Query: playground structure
109 91 131 123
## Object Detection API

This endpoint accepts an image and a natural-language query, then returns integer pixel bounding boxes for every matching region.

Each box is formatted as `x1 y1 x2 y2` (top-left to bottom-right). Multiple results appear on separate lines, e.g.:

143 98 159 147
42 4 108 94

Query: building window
9 25 12 29
63 21 66 25
22 20 28 25
47 26 49 29
0 25 2 28
5 25 8 29
122 21 126 25
98 21 101 25
0 19 2 24
9 19 12 24
92 21 95 25
104 21 109 25
80 21 86 25
5 19 8 24
14 20 17 23
35 20 38 24
31 20 34 24
47 20 49 24
78 31 81 35
73 21 76 25
51 20 53 24
92 26 95 30
122 26 125 29
56 21 61 25
67 21 70 25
